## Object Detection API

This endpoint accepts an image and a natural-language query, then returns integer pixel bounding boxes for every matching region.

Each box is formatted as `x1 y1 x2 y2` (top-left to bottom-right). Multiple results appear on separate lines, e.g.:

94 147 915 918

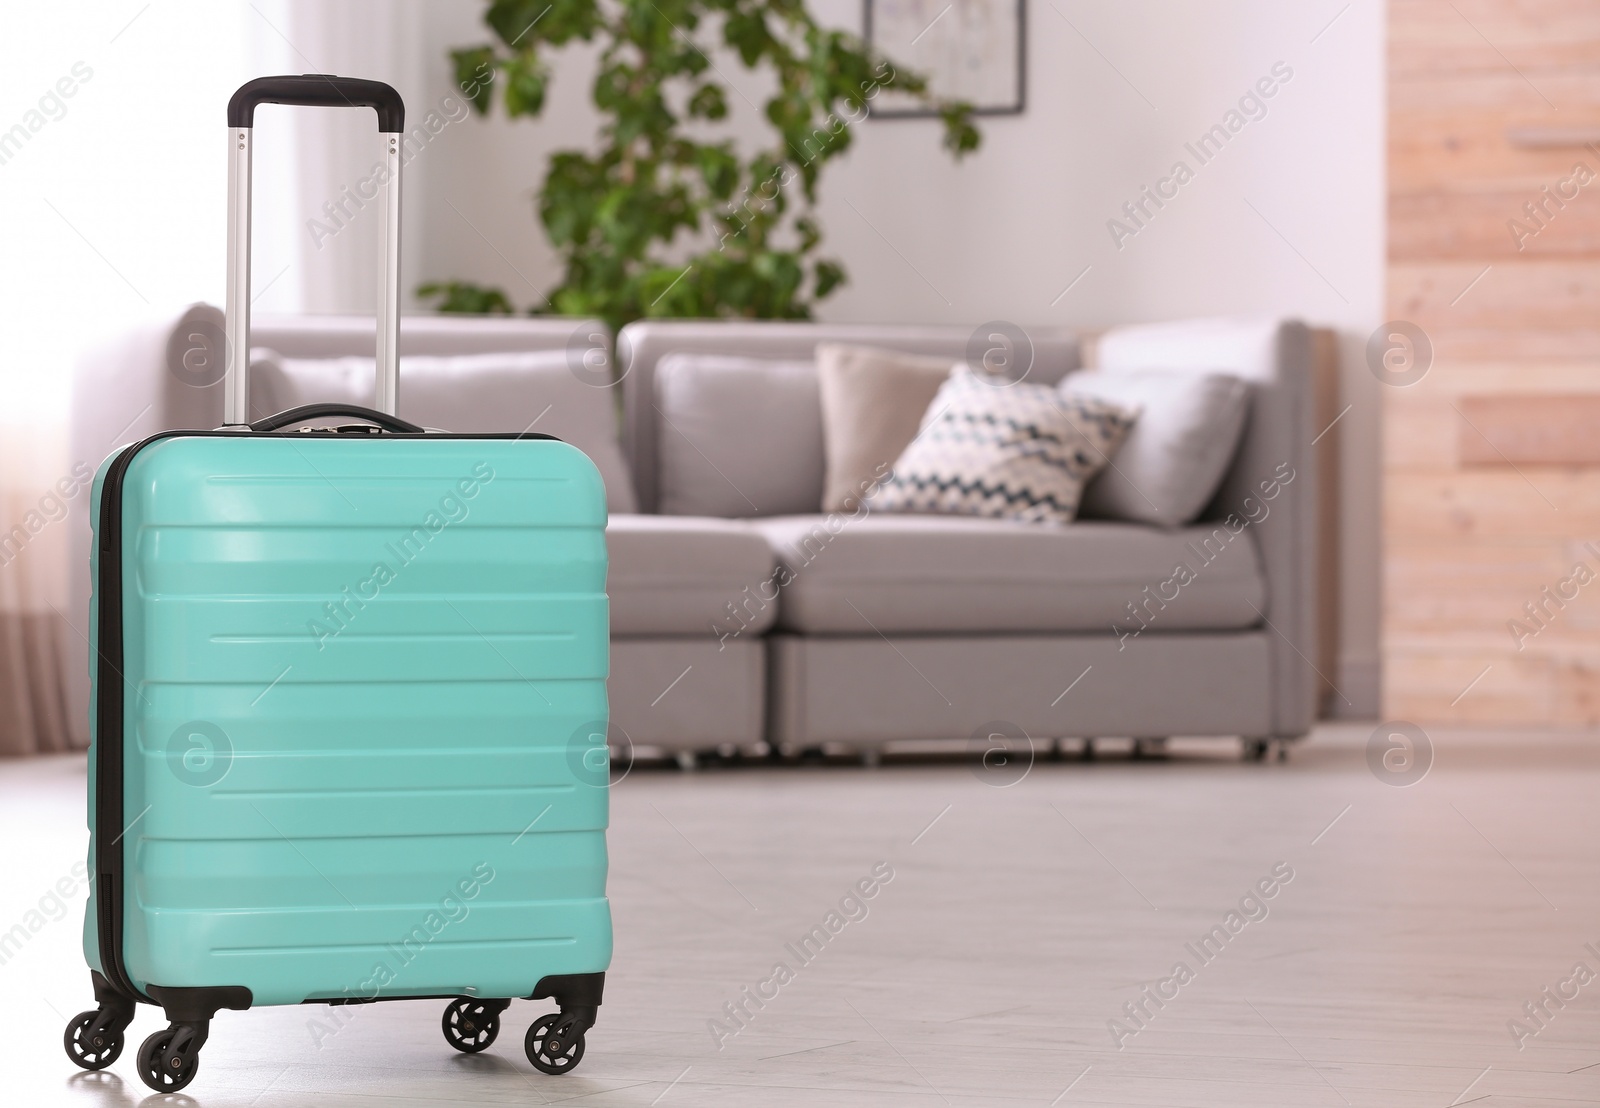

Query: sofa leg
1049 738 1064 762
859 748 881 768
1242 738 1269 762
675 750 698 771
1133 738 1169 761
1082 738 1096 761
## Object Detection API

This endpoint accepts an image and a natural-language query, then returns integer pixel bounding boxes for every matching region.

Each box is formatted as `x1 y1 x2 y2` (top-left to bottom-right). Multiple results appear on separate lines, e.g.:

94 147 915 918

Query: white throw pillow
1061 369 1249 527
252 349 638 513
654 354 823 517
873 368 1137 525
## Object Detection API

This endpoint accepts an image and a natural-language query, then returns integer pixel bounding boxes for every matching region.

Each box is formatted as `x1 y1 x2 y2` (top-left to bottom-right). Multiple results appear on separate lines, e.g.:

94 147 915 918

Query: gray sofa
68 310 1317 760
617 319 1317 757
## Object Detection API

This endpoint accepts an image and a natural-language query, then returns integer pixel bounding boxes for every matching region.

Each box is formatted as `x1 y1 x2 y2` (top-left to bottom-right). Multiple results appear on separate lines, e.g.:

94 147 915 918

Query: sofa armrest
64 303 220 745
1095 317 1318 738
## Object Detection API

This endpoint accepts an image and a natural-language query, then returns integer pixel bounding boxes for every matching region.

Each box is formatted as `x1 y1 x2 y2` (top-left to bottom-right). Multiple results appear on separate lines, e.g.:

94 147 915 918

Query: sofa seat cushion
749 514 1266 635
607 515 777 636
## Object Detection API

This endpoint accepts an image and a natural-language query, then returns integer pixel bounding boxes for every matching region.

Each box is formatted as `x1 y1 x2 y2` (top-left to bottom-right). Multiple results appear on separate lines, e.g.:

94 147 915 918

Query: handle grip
228 75 405 131
249 404 424 434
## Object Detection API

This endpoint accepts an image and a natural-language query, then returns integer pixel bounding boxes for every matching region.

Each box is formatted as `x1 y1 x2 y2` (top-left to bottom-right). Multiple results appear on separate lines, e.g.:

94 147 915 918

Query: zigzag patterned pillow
874 368 1138 525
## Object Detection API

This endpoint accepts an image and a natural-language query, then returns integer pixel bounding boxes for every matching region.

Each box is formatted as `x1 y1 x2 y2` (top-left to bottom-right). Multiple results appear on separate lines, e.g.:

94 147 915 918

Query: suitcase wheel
137 1023 206 1093
525 1012 586 1075
441 997 508 1053
63 1009 127 1071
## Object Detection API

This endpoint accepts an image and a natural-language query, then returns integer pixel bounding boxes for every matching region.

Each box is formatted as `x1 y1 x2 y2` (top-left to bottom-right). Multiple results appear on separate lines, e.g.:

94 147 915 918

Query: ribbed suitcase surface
85 433 612 1007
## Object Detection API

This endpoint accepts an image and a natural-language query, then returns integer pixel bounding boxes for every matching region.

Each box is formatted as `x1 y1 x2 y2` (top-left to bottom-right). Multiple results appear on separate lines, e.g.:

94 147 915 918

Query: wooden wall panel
1387 0 1600 724
1391 260 1600 329
1423 328 1600 362
1384 393 1459 471
1391 189 1600 259
1386 472 1600 539
1457 395 1600 464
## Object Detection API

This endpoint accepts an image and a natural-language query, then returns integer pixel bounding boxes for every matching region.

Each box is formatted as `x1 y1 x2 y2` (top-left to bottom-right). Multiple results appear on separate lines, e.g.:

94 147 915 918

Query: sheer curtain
0 427 75 753
0 1 430 753
276 1 428 316
0 1 297 754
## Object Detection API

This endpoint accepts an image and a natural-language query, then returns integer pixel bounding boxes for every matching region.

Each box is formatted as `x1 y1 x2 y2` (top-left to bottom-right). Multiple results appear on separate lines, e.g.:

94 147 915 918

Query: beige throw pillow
816 343 957 511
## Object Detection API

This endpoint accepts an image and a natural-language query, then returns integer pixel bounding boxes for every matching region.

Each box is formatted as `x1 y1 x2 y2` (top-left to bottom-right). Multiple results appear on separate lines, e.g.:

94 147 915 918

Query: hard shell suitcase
64 76 612 1093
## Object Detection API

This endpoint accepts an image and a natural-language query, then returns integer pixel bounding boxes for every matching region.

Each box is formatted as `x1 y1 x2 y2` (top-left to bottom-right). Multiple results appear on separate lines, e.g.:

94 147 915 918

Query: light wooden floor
6 724 1600 1106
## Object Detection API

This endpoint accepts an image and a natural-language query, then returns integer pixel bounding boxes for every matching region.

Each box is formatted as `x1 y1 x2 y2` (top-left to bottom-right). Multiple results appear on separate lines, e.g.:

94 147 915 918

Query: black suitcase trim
94 436 152 1001
93 427 563 1007
529 972 605 1009
145 983 255 1022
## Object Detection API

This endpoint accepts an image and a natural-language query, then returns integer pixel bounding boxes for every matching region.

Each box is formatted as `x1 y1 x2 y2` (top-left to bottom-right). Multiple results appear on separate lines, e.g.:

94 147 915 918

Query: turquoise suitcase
64 77 612 1094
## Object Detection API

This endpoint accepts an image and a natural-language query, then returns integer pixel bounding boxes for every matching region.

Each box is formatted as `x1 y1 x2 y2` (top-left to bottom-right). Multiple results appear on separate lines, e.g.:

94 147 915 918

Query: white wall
409 1 1384 334
400 1 1384 714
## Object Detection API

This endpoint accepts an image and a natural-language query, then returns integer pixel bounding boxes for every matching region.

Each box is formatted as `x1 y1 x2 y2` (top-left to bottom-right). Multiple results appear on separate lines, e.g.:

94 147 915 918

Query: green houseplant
421 0 980 332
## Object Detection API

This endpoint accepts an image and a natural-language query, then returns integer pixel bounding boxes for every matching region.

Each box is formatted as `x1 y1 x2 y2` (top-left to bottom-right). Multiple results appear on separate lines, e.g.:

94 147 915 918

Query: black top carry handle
249 404 425 434
227 75 405 132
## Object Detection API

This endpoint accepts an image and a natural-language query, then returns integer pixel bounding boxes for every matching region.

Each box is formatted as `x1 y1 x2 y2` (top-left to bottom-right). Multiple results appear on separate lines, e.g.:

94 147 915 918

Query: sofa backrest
96 306 613 436
615 321 1083 514
247 314 635 511
252 312 608 361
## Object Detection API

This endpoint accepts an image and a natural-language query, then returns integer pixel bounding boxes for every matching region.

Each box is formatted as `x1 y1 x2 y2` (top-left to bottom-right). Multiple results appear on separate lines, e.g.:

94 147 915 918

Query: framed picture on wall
865 0 1026 116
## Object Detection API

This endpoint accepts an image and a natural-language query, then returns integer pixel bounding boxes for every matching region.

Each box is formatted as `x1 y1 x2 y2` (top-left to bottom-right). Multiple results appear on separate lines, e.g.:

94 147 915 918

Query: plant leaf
417 281 515 314
451 47 499 113
426 0 982 331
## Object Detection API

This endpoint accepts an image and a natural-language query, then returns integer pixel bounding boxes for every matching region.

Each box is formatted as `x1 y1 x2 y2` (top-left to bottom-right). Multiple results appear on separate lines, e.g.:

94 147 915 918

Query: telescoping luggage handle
223 75 406 427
